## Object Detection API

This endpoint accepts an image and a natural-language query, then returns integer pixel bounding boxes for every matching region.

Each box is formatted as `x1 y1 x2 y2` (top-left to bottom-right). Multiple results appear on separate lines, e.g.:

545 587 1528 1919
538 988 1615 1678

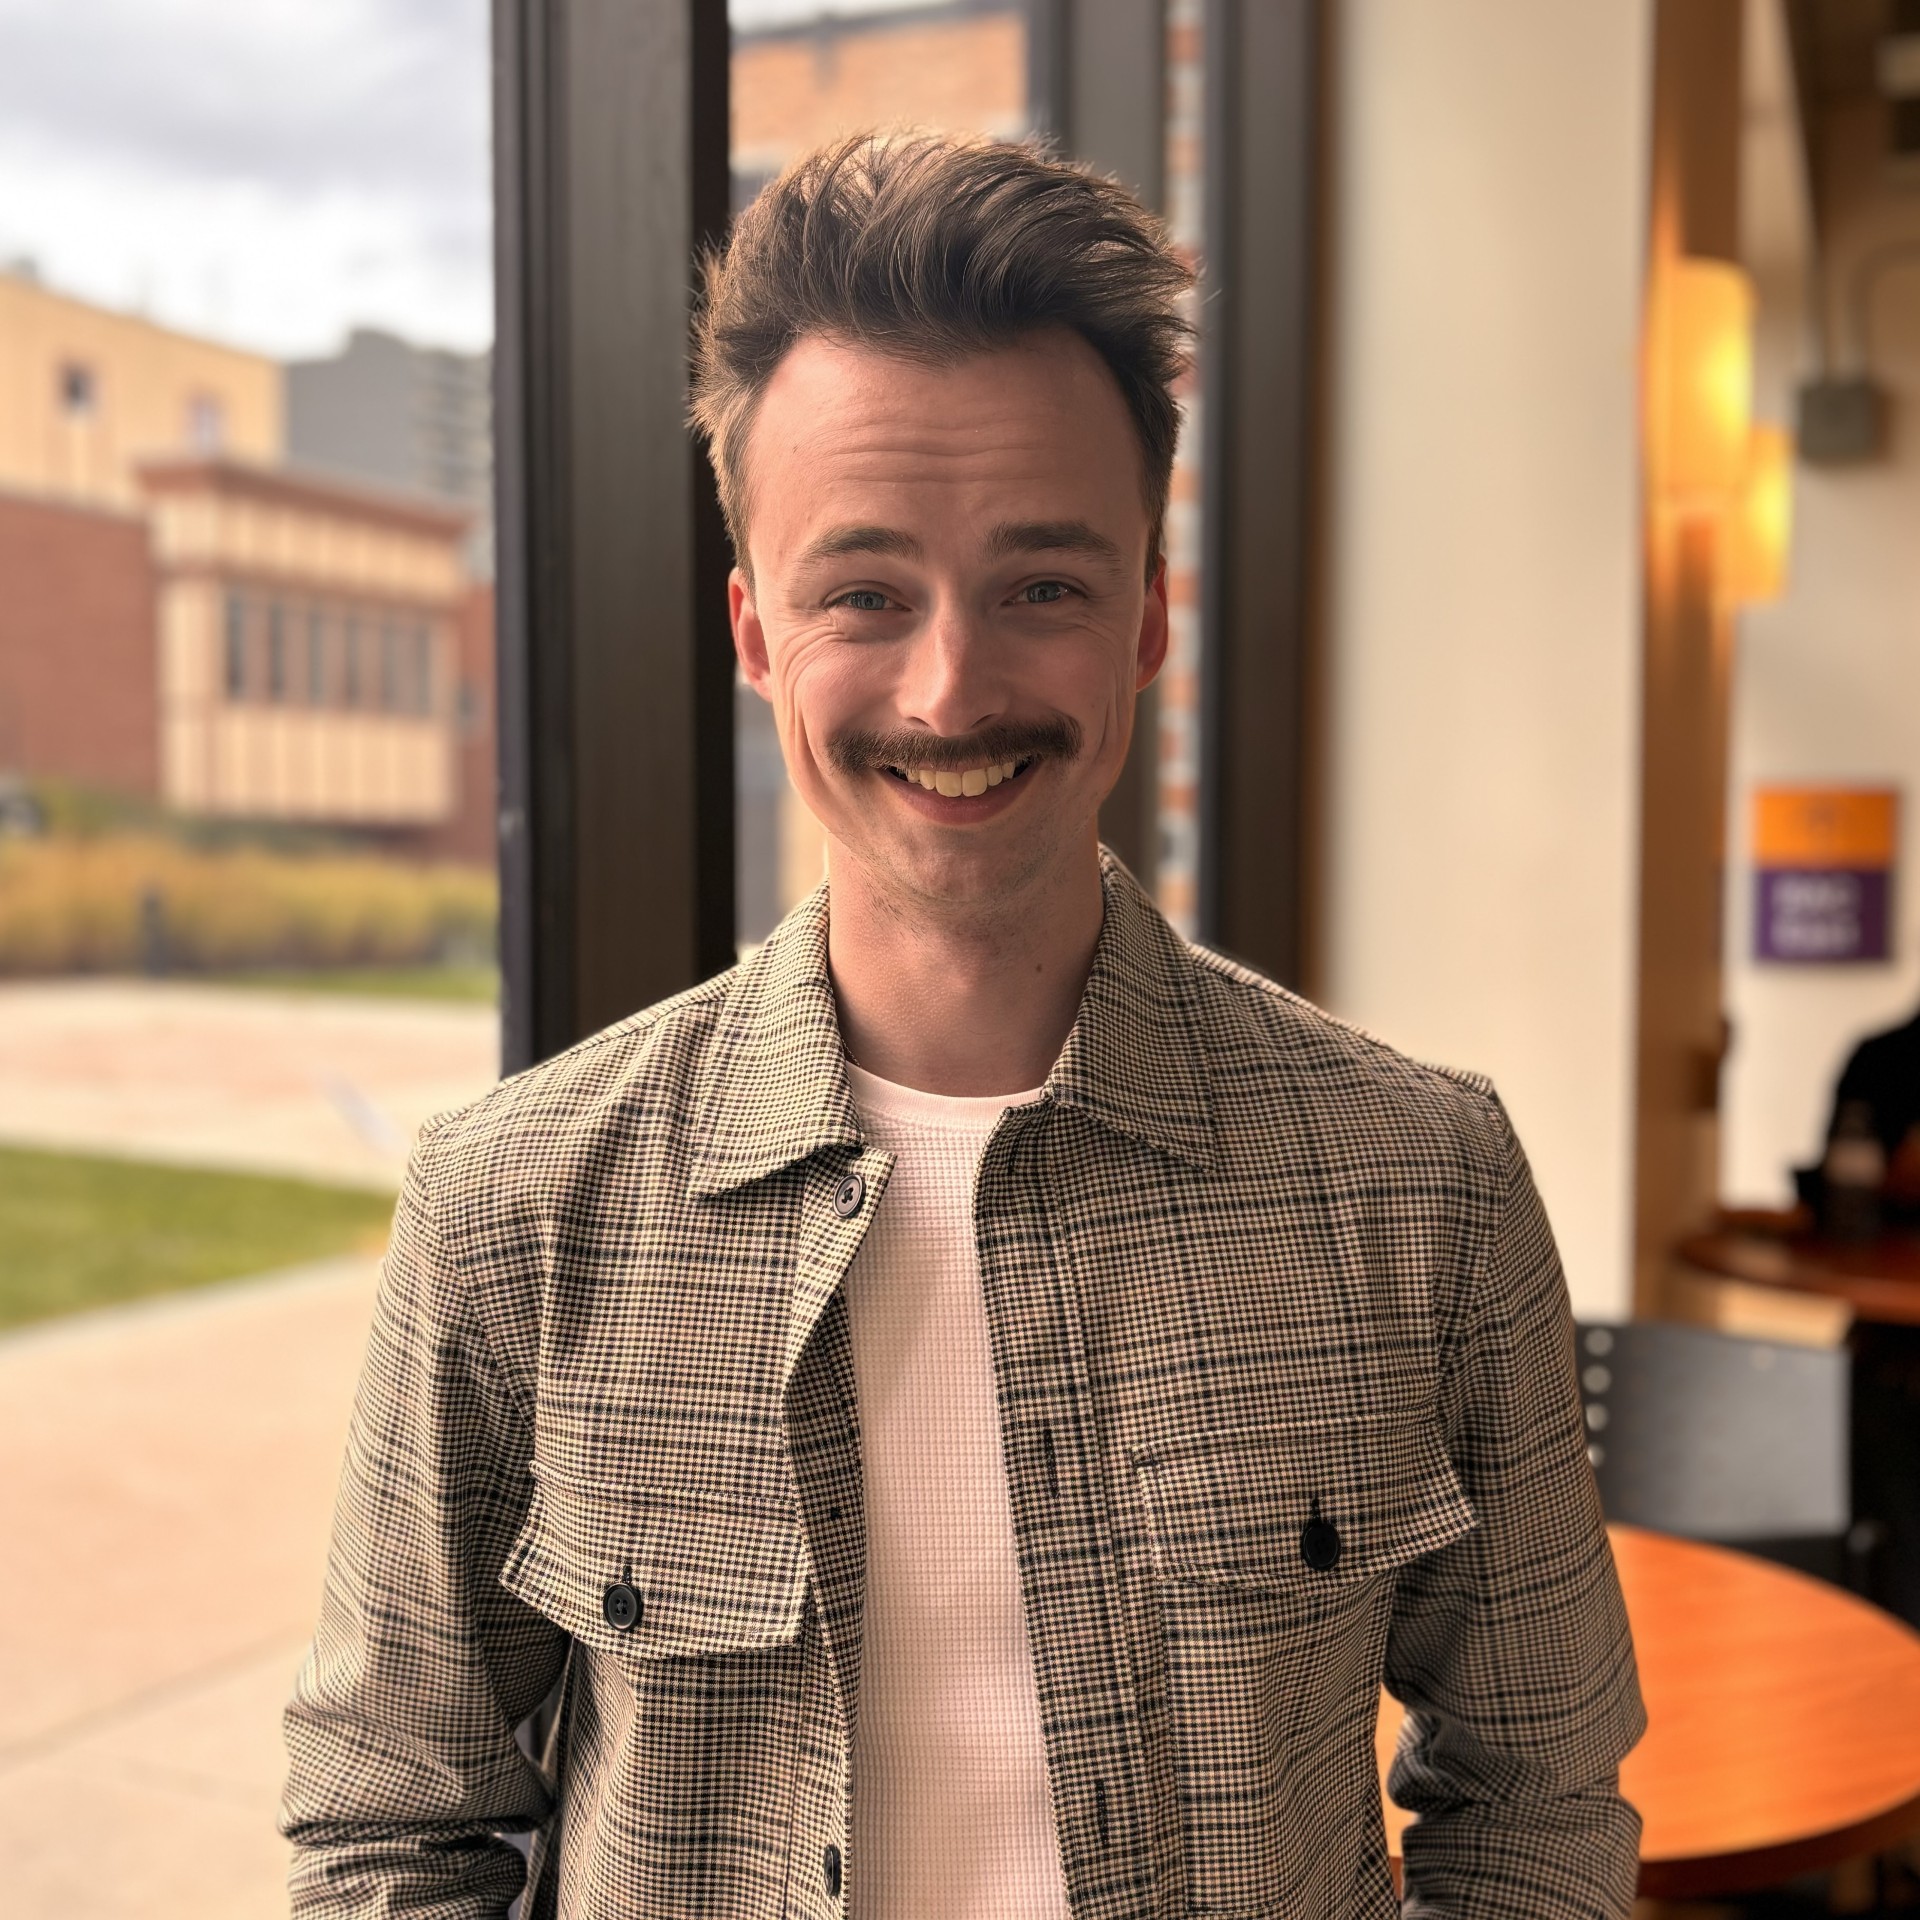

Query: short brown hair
690 131 1195 577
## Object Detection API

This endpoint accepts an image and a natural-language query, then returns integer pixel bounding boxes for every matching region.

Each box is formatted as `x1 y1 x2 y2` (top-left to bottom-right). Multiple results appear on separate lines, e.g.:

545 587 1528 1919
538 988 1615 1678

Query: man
283 133 1644 1918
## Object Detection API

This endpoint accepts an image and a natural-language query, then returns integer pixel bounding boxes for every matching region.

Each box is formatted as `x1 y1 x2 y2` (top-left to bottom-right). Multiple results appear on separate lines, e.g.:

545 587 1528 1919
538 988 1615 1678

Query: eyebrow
793 524 925 569
983 519 1124 566
792 518 1126 572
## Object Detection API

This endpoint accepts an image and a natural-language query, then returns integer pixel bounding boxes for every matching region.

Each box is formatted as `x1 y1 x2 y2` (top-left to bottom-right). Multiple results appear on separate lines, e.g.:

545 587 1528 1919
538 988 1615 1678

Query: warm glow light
1725 423 1793 605
1659 258 1755 498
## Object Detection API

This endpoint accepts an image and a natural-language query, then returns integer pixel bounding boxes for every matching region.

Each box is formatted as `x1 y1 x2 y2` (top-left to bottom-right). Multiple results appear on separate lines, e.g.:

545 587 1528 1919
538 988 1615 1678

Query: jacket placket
781 1142 894 1918
971 1098 1163 1920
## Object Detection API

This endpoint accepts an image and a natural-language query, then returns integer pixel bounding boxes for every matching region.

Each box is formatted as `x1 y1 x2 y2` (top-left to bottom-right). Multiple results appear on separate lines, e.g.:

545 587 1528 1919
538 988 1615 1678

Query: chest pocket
1132 1407 1475 1596
1131 1411 1475 1918
500 1460 812 1663
499 1463 814 1920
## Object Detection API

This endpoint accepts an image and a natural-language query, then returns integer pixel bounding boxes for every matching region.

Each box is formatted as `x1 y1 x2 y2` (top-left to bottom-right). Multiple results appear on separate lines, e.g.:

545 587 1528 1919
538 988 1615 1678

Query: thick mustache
828 720 1082 773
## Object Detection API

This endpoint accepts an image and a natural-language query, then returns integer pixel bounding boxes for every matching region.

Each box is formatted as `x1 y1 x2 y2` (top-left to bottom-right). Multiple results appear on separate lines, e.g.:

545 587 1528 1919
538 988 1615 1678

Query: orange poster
1752 787 1899 869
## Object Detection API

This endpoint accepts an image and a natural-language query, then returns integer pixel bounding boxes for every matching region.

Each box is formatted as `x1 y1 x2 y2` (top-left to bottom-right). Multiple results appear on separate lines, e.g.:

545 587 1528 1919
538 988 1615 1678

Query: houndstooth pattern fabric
281 852 1645 1919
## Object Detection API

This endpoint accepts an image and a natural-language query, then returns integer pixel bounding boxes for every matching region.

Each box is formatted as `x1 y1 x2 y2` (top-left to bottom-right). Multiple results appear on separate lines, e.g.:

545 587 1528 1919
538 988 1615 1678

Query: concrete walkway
0 1256 382 1917
0 979 500 1189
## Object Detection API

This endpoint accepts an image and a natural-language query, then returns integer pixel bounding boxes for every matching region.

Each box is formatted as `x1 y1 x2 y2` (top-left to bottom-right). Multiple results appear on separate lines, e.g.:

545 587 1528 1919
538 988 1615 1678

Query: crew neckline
846 1059 1048 1129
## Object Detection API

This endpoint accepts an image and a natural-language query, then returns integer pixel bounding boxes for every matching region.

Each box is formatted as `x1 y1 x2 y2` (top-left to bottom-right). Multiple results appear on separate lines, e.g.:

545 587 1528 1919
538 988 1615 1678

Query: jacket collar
685 849 1217 1198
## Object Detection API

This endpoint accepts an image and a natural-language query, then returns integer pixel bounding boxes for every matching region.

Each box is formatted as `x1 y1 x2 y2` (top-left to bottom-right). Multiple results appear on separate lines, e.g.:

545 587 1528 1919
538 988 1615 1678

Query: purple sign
1755 868 1891 963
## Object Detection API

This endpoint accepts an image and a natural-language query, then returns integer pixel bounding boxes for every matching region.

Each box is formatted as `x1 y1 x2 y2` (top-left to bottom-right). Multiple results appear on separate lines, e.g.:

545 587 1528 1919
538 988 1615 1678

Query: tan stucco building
138 458 469 827
0 267 282 512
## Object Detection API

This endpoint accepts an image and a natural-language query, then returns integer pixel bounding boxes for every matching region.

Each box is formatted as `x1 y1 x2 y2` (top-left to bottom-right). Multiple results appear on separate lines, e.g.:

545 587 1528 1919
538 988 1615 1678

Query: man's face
729 328 1169 920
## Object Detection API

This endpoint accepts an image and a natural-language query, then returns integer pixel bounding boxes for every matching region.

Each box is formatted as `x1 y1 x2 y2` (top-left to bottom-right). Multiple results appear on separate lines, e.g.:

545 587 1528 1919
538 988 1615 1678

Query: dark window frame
1196 0 1322 988
59 361 97 418
223 592 248 701
307 608 328 705
267 602 288 703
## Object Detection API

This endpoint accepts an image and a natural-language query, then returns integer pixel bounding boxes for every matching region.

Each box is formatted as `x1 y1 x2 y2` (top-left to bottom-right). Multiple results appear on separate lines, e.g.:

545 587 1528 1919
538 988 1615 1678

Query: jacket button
602 1581 642 1631
1299 1514 1342 1572
832 1172 866 1218
823 1841 843 1896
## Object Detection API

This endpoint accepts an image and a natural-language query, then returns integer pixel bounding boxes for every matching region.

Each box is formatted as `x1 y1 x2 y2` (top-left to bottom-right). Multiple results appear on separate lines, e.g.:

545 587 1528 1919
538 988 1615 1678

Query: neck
825 842 1104 1096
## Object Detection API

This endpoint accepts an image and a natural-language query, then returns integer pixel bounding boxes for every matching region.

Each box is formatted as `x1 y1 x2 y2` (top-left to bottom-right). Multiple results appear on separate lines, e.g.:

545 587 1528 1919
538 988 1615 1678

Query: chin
887 824 1089 914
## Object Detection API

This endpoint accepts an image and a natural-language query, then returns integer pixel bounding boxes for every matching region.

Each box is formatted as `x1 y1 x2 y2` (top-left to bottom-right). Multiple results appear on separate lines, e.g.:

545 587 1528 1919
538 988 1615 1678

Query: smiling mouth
882 756 1035 797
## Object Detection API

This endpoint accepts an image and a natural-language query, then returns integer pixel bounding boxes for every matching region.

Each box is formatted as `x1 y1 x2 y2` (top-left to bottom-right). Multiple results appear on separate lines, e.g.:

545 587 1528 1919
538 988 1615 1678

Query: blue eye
1022 581 1069 604
836 590 892 612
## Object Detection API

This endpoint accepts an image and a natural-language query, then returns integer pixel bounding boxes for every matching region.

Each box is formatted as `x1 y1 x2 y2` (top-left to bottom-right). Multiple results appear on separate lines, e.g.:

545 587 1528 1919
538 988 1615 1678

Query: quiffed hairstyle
690 131 1195 578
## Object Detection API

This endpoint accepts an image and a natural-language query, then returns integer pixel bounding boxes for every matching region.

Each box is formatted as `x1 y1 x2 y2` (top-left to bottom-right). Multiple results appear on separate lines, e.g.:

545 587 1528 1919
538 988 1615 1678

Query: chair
1573 1319 1856 1587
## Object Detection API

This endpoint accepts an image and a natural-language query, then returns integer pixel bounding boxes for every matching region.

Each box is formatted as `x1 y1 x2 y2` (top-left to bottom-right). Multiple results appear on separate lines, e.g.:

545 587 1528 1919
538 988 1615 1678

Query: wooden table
1378 1525 1920 1898
1679 1214 1920 1328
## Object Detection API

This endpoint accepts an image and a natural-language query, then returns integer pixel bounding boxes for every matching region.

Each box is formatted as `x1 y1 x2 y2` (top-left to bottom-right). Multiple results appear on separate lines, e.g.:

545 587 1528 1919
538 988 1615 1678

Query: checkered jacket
282 854 1645 1918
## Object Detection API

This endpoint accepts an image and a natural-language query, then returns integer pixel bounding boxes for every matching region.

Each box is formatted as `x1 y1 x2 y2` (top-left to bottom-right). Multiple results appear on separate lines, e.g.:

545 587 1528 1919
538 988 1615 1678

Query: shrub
0 834 496 975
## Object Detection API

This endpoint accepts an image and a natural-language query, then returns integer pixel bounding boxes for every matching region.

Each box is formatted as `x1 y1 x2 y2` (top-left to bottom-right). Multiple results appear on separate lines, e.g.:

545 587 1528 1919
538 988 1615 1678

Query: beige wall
147 472 464 827
1723 67 1920 1201
0 274 281 511
1318 0 1652 1319
158 577 454 826
147 487 464 603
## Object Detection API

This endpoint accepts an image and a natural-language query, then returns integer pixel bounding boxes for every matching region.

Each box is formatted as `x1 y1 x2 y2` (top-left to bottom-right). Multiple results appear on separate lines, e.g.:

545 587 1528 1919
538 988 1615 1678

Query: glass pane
728 0 1034 949
0 4 497 1904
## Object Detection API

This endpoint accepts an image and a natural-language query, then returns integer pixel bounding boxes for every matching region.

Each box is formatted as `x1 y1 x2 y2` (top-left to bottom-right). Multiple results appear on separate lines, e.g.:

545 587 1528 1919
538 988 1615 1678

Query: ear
730 566 773 700
1135 554 1170 692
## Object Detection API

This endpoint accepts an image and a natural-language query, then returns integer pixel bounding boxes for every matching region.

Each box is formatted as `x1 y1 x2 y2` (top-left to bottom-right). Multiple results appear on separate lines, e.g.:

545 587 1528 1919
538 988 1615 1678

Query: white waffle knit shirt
842 1061 1073 1920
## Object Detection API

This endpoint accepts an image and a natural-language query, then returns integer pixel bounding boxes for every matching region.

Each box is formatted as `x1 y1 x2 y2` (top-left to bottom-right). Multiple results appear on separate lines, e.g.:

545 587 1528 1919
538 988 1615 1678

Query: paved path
0 979 500 1189
0 1256 382 1917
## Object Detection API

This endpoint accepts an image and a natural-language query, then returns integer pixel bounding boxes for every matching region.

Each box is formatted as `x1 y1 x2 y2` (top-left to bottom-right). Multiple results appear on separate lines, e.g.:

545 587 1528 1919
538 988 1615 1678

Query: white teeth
898 759 1026 794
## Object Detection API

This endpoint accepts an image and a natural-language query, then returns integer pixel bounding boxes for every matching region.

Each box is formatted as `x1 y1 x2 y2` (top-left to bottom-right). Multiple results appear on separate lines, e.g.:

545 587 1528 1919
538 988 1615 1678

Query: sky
0 0 493 361
0 0 960 365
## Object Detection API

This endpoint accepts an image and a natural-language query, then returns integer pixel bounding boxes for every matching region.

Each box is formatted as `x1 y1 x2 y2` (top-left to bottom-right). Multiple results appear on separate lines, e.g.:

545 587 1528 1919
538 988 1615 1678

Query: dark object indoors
1795 1002 1920 1229
1573 1320 1857 1587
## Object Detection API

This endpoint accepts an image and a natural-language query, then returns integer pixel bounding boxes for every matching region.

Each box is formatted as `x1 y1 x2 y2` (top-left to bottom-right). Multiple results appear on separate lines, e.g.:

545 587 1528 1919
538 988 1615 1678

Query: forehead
738 330 1148 571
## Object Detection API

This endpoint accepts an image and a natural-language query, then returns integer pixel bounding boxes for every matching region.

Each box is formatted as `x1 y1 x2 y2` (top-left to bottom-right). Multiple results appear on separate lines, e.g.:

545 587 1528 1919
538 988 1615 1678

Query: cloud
0 0 491 357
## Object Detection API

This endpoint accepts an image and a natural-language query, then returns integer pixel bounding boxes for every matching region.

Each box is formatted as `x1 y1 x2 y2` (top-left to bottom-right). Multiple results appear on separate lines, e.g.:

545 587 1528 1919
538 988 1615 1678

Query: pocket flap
1132 1410 1475 1592
501 1463 811 1660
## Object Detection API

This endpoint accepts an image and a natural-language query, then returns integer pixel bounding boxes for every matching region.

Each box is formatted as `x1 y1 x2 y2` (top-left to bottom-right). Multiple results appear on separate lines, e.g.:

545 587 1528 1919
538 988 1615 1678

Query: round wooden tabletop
1678 1220 1920 1327
1378 1525 1920 1898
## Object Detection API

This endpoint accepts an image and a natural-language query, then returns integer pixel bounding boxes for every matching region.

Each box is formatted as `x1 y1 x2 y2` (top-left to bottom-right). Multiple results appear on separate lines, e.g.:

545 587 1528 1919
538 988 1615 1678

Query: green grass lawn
0 1146 396 1333
203 963 499 1003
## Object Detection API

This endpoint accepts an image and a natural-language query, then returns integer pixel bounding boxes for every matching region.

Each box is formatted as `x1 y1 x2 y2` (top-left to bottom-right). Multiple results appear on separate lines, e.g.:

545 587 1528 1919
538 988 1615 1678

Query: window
59 362 97 417
380 622 401 711
413 625 434 715
186 392 225 452
266 603 287 701
307 609 328 704
223 593 248 699
343 617 361 706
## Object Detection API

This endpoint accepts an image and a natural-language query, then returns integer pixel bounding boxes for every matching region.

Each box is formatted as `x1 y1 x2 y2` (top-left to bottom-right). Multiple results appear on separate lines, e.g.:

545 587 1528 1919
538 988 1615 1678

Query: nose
893 592 1010 739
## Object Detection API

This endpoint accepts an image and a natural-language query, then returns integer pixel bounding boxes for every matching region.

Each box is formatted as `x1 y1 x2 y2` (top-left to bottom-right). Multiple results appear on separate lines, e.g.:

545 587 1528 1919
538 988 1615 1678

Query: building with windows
0 263 281 510
287 328 493 579
139 457 469 827
0 276 497 857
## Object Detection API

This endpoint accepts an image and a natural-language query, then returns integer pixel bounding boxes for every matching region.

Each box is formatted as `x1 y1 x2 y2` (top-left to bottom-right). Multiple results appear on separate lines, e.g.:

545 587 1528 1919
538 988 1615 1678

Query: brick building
0 274 499 864
0 489 159 798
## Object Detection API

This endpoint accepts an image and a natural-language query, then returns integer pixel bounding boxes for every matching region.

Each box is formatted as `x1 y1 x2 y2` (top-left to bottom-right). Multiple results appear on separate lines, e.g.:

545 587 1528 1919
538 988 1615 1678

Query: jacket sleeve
281 1131 569 1918
1383 1093 1647 1919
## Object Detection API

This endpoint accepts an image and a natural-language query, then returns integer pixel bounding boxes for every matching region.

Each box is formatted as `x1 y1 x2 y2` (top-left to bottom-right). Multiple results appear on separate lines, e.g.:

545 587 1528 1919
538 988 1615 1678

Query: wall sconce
1725 423 1793 605
1657 258 1756 499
